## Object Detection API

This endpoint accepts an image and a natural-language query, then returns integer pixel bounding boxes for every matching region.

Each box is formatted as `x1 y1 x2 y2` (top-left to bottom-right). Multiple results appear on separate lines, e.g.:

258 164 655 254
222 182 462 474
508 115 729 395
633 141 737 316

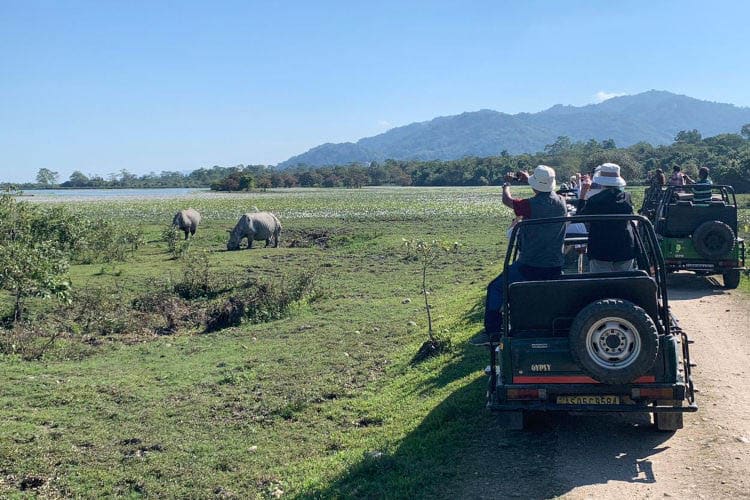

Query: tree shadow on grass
311 342 676 499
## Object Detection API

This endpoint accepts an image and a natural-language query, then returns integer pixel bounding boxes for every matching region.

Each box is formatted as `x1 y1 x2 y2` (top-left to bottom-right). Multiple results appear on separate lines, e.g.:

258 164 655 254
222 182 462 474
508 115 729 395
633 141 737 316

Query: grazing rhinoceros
172 208 201 240
227 212 282 250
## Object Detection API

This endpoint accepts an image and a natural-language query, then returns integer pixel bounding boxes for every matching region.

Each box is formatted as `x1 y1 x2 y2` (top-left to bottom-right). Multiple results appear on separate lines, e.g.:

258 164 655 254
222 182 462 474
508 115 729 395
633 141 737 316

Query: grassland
1 186 748 498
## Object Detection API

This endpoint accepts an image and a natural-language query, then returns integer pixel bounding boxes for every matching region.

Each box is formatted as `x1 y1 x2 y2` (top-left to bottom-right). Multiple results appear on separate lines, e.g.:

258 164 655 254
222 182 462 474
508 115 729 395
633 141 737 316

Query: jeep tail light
632 387 674 399
507 388 543 400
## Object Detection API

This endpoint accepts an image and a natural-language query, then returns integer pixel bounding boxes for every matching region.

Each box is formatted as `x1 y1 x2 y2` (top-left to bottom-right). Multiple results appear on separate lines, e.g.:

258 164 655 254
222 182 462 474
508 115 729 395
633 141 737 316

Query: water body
20 187 209 202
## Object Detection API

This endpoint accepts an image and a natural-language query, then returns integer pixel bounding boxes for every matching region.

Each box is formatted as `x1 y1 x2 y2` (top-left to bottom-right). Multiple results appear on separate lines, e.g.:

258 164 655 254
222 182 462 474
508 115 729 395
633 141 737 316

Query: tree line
7 126 750 193
212 126 750 193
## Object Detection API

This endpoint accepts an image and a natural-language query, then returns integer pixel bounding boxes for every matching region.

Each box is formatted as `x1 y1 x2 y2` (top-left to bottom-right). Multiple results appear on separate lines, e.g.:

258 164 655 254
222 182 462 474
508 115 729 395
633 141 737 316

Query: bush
162 226 192 259
173 250 213 299
205 272 316 332
0 321 69 360
0 193 71 322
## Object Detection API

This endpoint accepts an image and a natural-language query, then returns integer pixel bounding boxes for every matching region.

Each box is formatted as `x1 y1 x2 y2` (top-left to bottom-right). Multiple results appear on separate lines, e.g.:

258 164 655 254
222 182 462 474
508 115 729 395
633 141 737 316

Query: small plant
173 249 212 299
162 226 191 259
402 238 459 359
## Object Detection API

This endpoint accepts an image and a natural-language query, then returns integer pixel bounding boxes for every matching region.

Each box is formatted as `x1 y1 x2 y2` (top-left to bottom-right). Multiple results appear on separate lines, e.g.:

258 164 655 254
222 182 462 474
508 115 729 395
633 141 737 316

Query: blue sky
2 0 749 183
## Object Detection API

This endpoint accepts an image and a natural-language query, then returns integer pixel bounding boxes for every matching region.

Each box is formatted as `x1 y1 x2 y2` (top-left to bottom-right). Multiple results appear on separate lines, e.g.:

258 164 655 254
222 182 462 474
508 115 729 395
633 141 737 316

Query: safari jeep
483 214 697 430
652 184 746 289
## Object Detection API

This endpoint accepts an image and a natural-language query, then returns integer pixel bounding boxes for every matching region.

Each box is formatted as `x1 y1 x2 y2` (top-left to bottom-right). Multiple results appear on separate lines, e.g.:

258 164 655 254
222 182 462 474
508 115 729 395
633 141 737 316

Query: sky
2 0 750 183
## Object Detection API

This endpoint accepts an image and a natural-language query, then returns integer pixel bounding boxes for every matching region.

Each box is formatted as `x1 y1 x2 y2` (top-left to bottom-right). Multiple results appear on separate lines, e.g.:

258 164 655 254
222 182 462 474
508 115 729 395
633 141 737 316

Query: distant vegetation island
4 91 749 193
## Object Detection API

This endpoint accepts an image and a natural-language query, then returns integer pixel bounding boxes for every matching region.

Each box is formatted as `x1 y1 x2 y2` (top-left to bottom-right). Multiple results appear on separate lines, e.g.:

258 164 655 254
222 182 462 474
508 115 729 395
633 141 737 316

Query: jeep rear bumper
488 382 698 413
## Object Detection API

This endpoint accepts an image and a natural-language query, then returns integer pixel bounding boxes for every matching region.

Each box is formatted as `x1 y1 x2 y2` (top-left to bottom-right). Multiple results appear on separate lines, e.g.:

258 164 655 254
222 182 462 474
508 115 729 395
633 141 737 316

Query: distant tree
256 176 272 191
544 136 573 155
741 123 750 140
238 174 255 191
36 168 59 187
601 138 617 150
118 169 137 185
675 129 702 144
68 170 89 186
581 150 643 181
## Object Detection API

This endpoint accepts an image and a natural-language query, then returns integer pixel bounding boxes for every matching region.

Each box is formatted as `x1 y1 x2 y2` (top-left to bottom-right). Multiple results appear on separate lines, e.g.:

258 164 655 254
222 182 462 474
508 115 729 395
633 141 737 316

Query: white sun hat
528 165 556 192
593 163 627 187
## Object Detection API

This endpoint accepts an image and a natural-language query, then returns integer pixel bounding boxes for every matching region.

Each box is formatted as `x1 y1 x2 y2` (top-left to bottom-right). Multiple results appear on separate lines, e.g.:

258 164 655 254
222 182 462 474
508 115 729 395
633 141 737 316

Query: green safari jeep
652 185 746 289
480 214 697 431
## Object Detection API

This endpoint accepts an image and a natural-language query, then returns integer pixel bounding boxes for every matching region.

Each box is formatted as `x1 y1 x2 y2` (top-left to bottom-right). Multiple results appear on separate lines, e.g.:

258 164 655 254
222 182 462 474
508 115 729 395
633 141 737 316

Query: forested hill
278 91 750 168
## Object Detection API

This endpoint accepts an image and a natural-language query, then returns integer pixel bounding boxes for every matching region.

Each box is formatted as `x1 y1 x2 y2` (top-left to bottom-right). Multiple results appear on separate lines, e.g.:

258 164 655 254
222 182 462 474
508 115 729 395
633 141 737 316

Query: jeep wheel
722 269 741 289
569 299 659 385
692 220 735 259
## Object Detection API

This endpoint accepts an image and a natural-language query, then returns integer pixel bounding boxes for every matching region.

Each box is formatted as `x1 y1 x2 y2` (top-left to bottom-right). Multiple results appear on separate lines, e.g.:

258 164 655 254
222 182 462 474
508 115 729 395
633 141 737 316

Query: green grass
1 186 748 497
0 187 511 498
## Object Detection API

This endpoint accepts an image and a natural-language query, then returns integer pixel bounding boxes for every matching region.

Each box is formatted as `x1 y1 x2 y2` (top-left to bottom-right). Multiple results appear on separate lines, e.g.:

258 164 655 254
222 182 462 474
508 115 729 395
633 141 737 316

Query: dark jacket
578 188 635 262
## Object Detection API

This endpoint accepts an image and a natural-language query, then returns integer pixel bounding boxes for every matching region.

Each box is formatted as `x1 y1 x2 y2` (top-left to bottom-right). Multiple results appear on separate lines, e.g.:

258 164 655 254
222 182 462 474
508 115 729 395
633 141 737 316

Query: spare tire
692 221 735 259
569 299 659 385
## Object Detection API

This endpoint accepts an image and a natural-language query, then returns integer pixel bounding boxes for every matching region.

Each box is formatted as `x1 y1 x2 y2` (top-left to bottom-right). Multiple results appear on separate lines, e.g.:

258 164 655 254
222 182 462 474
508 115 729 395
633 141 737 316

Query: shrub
26 204 144 264
173 250 213 299
0 321 69 360
162 226 191 259
205 272 316 332
0 193 71 322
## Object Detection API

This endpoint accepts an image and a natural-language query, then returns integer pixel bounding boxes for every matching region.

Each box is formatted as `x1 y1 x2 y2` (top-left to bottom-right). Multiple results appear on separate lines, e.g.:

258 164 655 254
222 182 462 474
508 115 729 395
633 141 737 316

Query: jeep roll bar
657 184 738 207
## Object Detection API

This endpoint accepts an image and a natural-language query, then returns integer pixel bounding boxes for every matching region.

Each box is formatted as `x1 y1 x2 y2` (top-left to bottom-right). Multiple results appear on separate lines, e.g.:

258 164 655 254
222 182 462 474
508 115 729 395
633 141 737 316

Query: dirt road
445 274 749 499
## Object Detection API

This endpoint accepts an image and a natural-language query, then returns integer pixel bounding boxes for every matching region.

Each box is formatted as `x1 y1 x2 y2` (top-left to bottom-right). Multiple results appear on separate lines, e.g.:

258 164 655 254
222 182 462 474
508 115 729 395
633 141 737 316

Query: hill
278 90 750 168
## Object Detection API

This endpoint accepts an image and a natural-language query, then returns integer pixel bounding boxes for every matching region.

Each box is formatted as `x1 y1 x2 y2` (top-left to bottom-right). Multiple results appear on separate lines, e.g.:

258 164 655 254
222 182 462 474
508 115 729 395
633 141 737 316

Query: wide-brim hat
528 165 556 192
593 163 626 187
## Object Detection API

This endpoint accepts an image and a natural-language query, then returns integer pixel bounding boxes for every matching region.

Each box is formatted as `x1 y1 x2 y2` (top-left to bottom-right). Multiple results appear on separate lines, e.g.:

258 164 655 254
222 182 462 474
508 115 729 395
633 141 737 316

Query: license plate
557 395 620 405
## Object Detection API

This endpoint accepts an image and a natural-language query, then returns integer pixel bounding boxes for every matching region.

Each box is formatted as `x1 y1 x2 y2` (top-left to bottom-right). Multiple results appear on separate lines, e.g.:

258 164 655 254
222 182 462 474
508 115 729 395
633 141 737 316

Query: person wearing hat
484 165 567 340
578 163 636 273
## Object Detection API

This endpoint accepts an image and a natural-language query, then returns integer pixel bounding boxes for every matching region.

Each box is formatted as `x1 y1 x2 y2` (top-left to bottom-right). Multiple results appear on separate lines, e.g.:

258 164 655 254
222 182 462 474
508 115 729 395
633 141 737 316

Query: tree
36 168 59 187
741 123 750 140
675 129 702 144
581 150 643 180
402 238 459 358
544 136 573 155
68 171 89 187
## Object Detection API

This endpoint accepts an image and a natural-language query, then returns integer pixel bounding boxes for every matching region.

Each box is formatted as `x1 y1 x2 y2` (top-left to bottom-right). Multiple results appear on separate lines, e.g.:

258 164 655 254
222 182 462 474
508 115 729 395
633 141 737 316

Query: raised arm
501 171 529 208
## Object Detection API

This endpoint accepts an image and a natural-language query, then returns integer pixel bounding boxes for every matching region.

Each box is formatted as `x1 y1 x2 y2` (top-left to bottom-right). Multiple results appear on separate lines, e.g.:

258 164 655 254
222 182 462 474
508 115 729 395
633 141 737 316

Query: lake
19 187 210 202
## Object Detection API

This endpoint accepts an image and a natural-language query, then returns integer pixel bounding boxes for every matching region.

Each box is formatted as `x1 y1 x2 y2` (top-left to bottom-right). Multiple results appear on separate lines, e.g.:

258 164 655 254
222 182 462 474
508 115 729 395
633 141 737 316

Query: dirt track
446 274 749 499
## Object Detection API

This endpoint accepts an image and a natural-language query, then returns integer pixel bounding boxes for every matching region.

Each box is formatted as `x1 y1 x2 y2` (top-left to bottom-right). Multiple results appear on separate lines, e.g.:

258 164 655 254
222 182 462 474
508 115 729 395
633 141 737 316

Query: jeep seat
507 271 658 337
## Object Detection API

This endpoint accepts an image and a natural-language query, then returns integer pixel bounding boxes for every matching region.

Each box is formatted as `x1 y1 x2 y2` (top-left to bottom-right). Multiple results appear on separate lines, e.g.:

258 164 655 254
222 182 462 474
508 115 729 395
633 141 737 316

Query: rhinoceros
227 212 282 250
172 208 201 240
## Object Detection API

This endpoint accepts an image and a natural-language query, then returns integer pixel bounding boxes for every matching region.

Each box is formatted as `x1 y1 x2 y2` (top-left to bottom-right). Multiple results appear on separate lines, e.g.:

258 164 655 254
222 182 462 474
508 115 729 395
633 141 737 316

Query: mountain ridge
278 90 750 168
